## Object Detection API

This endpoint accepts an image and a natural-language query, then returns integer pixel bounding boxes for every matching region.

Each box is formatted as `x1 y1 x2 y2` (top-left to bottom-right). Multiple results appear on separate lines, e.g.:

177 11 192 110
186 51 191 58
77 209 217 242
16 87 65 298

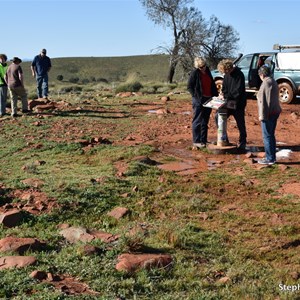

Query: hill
21 54 185 88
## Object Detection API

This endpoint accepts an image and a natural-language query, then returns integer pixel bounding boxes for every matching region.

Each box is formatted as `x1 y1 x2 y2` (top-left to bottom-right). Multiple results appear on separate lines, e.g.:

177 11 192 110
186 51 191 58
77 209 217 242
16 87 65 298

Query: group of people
0 49 51 117
188 57 281 165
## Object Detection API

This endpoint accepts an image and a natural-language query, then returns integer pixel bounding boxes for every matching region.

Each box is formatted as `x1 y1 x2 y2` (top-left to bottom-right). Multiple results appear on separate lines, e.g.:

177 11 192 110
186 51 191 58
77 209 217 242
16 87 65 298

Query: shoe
237 144 247 153
237 142 246 150
22 110 30 113
11 114 19 118
257 158 276 165
193 143 206 149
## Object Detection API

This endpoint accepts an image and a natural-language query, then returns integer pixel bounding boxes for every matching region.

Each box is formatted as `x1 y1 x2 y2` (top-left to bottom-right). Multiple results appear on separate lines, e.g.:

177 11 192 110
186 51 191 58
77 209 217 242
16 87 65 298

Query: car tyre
278 82 294 104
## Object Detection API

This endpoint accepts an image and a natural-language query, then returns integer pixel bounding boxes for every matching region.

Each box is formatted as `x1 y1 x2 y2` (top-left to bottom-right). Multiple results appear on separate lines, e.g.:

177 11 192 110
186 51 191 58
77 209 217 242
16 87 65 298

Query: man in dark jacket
216 59 247 150
31 48 52 99
187 57 218 148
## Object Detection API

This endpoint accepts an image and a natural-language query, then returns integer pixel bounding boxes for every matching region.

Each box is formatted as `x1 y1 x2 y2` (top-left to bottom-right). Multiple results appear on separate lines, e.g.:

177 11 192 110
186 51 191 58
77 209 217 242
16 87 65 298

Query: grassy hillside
22 54 185 88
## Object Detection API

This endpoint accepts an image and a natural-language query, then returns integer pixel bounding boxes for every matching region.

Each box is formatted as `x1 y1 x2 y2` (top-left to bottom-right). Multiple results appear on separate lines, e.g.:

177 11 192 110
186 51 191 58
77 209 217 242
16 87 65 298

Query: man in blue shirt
31 48 51 99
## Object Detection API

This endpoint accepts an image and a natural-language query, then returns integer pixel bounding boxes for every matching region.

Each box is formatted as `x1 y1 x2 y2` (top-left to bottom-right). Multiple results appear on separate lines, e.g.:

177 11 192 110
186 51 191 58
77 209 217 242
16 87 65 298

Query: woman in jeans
257 65 282 165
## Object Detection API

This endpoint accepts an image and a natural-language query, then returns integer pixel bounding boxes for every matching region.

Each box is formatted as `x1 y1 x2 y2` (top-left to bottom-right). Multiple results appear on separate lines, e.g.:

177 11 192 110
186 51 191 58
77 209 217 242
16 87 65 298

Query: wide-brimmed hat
11 57 22 64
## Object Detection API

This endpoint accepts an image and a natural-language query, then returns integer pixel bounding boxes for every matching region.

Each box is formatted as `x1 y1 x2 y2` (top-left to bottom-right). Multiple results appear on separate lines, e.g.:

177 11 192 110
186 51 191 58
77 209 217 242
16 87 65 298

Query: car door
235 54 255 88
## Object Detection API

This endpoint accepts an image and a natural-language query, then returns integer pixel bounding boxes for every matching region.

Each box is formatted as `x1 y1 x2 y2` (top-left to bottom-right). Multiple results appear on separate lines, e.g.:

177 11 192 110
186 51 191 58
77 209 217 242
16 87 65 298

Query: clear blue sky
2 0 299 60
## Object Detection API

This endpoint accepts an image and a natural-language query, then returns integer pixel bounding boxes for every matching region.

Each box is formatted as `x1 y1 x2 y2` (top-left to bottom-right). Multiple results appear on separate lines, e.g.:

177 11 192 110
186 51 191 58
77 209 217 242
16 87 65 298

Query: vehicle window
237 55 252 69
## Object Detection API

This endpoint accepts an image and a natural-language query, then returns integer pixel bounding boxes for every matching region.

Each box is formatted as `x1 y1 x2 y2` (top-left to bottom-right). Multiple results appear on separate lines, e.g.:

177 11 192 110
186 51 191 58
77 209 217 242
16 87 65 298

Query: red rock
60 226 119 244
115 253 172 273
21 178 44 188
161 96 170 103
107 207 129 219
0 210 23 227
0 237 45 254
29 270 48 280
28 99 49 110
0 256 36 270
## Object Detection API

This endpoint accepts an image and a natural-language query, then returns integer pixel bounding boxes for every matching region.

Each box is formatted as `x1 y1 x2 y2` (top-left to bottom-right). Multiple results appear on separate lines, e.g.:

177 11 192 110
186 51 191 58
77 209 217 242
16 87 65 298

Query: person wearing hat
0 54 8 116
5 57 29 117
31 48 52 99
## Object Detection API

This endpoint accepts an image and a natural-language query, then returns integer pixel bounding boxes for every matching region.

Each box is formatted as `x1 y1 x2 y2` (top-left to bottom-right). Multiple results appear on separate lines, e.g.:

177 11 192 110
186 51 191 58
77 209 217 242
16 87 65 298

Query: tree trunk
167 60 178 83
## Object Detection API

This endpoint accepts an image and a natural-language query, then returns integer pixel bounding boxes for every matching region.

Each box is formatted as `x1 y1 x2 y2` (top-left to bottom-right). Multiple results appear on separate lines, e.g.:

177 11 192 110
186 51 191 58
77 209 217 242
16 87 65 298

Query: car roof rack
273 44 300 51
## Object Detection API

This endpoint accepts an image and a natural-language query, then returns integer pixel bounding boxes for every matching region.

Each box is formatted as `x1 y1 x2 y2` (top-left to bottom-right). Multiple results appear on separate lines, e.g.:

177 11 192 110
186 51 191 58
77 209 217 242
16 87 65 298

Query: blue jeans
0 85 8 115
261 113 280 162
192 97 212 143
36 74 49 98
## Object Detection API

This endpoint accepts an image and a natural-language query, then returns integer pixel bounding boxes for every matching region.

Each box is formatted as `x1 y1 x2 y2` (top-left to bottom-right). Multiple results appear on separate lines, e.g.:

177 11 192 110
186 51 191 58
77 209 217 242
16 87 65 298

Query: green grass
0 92 300 299
21 54 184 89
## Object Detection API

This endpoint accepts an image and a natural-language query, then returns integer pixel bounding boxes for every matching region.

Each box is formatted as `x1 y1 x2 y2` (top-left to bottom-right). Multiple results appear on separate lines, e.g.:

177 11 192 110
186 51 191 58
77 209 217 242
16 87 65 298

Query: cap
11 57 22 63
41 49 47 54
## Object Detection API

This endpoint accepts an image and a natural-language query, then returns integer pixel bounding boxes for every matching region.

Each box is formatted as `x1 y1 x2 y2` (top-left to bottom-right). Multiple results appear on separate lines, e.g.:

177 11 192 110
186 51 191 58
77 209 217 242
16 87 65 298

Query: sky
1 0 299 60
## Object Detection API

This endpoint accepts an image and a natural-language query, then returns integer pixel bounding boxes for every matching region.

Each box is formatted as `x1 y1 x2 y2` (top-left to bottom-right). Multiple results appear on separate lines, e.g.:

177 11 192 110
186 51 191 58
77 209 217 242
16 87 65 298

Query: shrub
59 86 82 94
57 75 64 81
97 78 109 84
115 81 143 93
81 78 90 84
69 77 80 83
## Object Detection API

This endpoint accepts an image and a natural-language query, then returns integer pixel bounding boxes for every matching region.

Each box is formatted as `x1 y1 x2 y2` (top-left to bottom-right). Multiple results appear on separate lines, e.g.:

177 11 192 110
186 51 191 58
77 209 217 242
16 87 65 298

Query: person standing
5 57 29 117
187 57 218 148
31 48 51 99
0 54 8 117
216 59 247 150
256 65 281 165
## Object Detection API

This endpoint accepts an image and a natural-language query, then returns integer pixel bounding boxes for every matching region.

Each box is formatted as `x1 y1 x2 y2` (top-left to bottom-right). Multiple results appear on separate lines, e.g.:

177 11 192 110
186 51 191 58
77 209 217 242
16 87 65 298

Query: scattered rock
107 207 129 219
115 253 173 273
116 92 132 98
80 245 103 256
21 178 44 189
132 155 158 165
156 108 170 115
0 256 36 270
245 152 255 158
161 96 170 104
91 137 112 145
0 209 23 227
29 271 100 295
33 102 56 112
60 226 119 244
28 99 50 110
243 158 255 164
218 276 231 284
0 237 46 254
290 271 300 280
29 270 48 280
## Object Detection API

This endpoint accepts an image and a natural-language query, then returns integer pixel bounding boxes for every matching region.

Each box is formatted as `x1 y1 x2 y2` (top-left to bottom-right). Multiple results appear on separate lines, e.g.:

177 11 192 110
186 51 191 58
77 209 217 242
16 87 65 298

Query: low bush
115 81 143 93
59 85 82 94
69 77 80 83
97 78 109 84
